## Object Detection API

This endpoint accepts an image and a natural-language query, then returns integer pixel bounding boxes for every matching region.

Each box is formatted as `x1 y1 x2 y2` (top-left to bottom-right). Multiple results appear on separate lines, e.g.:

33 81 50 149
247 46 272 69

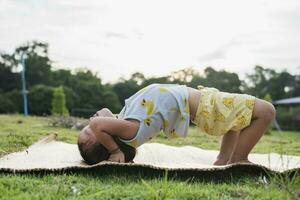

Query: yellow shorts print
191 85 255 136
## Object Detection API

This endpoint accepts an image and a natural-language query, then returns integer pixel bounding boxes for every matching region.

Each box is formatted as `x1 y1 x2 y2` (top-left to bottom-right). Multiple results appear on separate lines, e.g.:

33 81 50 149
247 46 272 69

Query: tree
14 41 52 87
113 80 140 106
62 86 79 112
68 69 105 115
268 71 294 100
170 67 198 84
5 90 22 113
140 76 172 87
203 67 242 93
245 66 275 97
0 54 20 92
29 85 53 115
291 75 300 97
102 90 122 113
0 92 17 113
189 67 241 92
51 86 69 116
50 69 73 87
189 74 207 88
243 66 295 99
131 72 145 85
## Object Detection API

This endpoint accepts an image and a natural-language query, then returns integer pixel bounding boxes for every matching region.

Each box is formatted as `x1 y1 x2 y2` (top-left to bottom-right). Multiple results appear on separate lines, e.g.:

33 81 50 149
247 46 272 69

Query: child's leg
213 130 239 165
227 99 275 164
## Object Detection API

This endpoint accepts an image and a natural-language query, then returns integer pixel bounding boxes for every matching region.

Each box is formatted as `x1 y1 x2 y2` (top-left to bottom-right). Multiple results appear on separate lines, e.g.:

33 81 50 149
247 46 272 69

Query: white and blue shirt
118 83 190 147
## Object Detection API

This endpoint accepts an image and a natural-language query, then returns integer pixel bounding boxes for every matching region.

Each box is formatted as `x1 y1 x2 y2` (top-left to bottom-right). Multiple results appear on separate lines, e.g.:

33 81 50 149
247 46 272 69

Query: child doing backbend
78 83 275 165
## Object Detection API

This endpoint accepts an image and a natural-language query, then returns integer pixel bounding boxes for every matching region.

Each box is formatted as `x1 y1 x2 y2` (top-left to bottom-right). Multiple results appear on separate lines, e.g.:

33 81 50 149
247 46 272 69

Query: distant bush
48 115 87 129
51 86 69 116
28 85 53 115
276 106 300 131
0 92 17 113
6 90 23 113
264 94 273 134
63 86 79 112
102 90 122 113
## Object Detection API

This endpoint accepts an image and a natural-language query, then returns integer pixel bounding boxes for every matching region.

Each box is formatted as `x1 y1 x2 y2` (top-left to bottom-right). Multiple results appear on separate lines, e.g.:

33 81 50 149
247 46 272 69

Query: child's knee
253 99 276 122
261 100 276 123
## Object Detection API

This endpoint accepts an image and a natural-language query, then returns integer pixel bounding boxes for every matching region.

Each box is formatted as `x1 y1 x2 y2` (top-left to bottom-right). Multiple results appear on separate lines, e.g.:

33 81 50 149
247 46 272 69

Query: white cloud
0 0 299 83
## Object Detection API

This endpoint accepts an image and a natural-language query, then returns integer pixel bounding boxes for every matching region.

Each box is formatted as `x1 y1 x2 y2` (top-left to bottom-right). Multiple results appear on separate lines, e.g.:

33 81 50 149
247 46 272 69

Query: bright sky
0 0 300 83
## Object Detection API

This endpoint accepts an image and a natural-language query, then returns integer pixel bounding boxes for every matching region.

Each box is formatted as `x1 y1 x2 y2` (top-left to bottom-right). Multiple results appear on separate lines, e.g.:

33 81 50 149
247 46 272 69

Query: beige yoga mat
0 134 299 173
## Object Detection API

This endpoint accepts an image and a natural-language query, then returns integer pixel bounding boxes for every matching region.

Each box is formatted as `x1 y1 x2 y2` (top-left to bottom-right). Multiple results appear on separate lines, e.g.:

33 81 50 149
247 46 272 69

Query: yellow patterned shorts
191 85 256 136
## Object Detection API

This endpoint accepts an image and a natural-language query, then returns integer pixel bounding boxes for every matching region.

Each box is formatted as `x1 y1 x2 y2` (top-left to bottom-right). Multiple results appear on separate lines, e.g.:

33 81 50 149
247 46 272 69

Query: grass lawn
0 114 299 199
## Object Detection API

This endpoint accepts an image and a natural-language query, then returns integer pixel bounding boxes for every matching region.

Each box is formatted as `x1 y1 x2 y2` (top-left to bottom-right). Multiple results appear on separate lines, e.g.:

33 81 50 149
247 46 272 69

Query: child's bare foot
213 157 229 165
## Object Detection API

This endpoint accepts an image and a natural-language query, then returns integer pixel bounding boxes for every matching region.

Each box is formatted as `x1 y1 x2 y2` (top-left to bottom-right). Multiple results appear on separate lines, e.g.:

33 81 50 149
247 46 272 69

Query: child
78 83 275 165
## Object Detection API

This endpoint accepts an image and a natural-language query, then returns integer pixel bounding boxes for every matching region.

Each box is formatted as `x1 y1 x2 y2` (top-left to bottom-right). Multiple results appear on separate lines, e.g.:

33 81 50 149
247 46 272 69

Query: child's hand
90 108 114 121
108 149 125 163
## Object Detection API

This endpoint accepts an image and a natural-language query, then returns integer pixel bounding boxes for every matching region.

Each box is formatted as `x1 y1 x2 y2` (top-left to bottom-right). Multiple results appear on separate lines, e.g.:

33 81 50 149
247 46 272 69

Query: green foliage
269 71 294 99
102 90 122 113
264 170 300 198
29 85 53 115
50 69 73 87
141 171 172 200
131 72 146 85
263 94 273 135
67 70 104 117
71 70 102 104
0 93 17 113
0 59 20 92
15 41 52 87
243 66 275 97
62 86 79 112
113 79 141 105
204 67 242 93
6 90 23 113
1 173 297 200
244 66 295 99
290 75 300 97
264 93 273 103
276 106 300 131
51 86 69 116
189 67 241 93
141 76 173 87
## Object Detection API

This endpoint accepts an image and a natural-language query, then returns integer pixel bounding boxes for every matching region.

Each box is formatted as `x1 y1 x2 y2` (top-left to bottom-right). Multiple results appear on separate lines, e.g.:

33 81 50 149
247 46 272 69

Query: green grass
0 114 299 200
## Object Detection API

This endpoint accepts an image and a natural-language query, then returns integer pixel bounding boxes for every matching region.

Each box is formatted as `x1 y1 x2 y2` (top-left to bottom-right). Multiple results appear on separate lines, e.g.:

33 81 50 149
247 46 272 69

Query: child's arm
89 117 138 162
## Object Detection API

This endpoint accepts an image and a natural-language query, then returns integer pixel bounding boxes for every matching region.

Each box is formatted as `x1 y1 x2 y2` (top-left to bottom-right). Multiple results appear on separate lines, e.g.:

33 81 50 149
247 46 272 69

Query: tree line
0 41 299 127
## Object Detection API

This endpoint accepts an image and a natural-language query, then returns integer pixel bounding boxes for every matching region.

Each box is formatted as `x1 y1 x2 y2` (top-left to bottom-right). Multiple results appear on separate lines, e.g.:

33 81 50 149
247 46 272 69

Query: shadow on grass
1 164 298 183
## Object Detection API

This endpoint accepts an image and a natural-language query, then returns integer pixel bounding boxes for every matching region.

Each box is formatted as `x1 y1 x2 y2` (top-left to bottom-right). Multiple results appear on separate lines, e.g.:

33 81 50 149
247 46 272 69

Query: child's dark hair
78 136 136 165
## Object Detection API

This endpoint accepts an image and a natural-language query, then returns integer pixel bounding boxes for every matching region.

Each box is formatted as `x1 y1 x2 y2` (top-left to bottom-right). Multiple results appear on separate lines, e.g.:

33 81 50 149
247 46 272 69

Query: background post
20 51 28 116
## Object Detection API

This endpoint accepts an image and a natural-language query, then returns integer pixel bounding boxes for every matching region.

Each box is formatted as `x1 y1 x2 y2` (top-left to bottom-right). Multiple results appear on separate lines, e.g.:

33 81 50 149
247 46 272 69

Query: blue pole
20 51 28 116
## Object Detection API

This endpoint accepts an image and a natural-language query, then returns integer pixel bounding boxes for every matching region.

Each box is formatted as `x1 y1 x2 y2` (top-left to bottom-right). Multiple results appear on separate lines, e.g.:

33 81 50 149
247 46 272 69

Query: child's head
77 127 136 165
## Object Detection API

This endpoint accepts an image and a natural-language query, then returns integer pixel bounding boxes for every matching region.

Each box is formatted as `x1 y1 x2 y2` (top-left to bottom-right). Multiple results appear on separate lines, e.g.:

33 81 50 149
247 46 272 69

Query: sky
0 0 300 83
